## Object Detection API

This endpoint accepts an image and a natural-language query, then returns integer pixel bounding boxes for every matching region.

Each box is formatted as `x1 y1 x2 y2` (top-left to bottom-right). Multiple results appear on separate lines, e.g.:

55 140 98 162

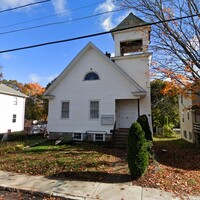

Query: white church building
44 13 152 142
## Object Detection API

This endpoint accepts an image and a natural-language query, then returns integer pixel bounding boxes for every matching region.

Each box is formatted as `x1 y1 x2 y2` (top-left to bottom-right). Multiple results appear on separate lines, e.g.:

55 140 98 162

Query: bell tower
111 13 150 57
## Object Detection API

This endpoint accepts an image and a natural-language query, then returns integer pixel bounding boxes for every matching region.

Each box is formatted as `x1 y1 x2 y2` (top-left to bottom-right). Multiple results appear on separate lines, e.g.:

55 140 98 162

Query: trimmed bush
127 122 149 179
137 115 153 141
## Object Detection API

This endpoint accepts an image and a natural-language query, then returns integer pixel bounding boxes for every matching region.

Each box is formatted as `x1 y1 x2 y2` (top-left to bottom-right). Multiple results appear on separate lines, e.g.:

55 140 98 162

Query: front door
116 100 138 129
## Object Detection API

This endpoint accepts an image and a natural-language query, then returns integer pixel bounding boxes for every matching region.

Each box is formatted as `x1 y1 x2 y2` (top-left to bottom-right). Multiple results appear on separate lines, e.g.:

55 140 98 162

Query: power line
0 0 51 14
0 13 199 54
0 8 127 35
0 1 104 30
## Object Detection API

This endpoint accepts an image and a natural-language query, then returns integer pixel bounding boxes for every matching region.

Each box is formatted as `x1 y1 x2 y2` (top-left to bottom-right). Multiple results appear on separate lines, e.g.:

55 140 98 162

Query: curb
0 185 79 200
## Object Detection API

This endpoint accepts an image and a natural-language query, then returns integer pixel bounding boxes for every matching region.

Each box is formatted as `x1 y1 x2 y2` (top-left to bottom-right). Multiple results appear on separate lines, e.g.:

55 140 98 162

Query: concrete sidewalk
0 170 199 200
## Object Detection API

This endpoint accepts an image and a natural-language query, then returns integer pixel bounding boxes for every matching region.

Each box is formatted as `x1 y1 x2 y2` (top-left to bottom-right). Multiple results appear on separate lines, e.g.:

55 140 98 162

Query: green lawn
0 136 199 197
0 139 128 181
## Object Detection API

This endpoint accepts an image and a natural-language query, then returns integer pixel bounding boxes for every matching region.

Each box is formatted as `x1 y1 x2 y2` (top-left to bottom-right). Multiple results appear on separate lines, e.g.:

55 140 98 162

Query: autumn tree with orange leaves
2 79 48 120
119 0 200 97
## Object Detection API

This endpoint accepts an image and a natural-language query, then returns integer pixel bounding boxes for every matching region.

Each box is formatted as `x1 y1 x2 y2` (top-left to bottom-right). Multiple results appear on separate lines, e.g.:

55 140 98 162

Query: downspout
137 99 140 117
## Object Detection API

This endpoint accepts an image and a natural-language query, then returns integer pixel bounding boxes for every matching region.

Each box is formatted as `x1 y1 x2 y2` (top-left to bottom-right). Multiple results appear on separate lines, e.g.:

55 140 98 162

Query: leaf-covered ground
0 138 199 199
132 138 200 198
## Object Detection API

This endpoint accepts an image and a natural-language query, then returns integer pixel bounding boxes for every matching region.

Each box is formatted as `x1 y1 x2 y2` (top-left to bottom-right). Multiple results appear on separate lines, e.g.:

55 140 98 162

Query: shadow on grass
47 171 131 183
153 138 200 170
26 140 127 159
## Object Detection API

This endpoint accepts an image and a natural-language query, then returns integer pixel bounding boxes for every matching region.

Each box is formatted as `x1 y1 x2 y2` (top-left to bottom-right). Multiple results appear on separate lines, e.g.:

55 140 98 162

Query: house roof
111 12 147 32
0 83 27 98
44 42 146 96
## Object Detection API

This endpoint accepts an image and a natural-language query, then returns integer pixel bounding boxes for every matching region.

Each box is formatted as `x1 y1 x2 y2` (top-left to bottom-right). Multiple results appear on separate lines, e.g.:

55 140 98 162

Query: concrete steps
112 129 129 148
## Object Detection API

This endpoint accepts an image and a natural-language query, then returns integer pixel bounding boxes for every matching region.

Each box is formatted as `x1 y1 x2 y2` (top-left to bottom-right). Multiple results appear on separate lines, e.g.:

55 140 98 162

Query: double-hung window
90 101 99 119
61 101 69 119
12 114 17 123
13 97 17 105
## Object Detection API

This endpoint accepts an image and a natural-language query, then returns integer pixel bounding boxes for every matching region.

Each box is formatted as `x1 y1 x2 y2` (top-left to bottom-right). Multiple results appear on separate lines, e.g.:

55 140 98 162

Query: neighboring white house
179 93 200 143
44 13 152 141
0 83 27 133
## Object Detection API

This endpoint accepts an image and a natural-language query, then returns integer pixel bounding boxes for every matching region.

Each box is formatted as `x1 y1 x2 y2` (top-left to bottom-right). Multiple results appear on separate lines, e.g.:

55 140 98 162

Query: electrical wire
0 8 127 35
0 13 199 54
0 1 104 30
0 0 51 14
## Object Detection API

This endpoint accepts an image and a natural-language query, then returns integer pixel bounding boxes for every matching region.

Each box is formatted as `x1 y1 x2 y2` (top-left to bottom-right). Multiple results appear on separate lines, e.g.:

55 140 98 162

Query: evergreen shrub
127 122 149 179
137 115 153 141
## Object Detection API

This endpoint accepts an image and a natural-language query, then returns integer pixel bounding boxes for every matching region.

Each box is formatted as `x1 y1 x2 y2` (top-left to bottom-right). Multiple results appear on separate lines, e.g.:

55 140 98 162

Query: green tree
151 79 179 131
127 122 149 179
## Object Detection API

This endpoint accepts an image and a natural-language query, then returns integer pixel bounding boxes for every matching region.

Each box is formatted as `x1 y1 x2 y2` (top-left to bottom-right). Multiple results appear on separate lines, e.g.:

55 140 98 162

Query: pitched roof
111 12 147 32
44 42 146 96
0 83 27 98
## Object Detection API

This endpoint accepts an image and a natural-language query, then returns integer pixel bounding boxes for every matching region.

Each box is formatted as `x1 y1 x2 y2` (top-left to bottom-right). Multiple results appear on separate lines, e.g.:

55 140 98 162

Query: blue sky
0 0 131 87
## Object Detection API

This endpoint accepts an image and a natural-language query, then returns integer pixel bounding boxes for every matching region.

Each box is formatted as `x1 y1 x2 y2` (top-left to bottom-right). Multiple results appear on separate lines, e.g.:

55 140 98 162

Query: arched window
84 72 99 81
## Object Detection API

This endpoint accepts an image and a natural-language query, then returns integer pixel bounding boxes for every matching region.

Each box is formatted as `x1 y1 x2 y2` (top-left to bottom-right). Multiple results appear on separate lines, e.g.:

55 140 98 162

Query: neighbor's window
183 130 187 138
90 101 99 119
187 111 190 120
12 114 17 123
182 113 184 123
13 97 17 105
61 101 69 119
180 95 183 104
84 72 99 81
189 132 193 140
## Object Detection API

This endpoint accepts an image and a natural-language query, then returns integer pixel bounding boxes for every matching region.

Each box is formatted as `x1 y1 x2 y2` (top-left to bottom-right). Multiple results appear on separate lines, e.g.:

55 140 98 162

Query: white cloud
111 52 115 57
102 16 114 31
52 0 70 16
96 0 116 12
29 73 42 83
0 0 35 10
115 11 131 24
28 73 58 86
47 73 58 82
1 53 15 60
95 0 116 31
0 0 70 17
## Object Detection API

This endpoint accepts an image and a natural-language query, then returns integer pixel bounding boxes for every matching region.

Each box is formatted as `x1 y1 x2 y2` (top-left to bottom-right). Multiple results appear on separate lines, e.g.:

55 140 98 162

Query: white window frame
13 97 17 105
83 71 100 81
12 114 17 123
73 133 83 141
93 133 105 141
61 101 70 119
89 100 100 119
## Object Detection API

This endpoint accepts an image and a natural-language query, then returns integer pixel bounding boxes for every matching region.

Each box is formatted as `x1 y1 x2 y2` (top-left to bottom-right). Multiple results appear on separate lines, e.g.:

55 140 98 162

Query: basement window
73 133 83 141
120 39 143 56
94 133 105 142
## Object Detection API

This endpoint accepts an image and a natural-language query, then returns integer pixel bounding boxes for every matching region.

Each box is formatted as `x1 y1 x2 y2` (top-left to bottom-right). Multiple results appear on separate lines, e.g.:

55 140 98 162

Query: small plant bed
132 137 200 198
